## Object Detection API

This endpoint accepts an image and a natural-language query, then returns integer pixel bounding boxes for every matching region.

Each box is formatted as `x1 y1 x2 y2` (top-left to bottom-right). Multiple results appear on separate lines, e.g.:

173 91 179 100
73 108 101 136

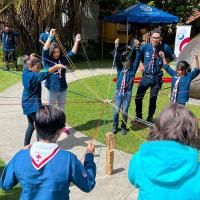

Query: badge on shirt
145 52 150 58
82 171 88 178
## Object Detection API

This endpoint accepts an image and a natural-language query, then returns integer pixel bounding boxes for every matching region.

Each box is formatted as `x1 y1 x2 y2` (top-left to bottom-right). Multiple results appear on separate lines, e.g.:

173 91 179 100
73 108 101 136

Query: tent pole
102 21 104 60
126 20 128 51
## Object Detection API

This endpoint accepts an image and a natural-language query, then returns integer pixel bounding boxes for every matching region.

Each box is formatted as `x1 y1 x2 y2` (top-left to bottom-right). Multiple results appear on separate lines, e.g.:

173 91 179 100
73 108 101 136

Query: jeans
113 90 132 129
48 90 67 110
24 112 36 146
135 74 163 120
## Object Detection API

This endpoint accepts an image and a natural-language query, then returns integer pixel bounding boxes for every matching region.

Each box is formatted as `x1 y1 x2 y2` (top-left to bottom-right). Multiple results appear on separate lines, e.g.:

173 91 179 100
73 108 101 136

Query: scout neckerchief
119 67 128 95
56 60 62 78
30 142 60 170
171 76 182 103
148 47 158 74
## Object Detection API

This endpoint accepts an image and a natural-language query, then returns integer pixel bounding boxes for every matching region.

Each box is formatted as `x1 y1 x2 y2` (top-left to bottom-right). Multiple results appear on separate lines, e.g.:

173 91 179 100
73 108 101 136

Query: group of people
1 26 200 199
112 29 200 135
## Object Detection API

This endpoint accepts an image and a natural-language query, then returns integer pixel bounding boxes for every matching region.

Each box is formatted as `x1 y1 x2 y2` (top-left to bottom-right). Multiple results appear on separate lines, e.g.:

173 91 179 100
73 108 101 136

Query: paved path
0 68 138 200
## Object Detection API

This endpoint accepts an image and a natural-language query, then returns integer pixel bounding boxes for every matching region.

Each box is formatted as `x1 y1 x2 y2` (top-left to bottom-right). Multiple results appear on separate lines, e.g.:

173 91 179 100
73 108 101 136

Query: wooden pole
106 132 115 175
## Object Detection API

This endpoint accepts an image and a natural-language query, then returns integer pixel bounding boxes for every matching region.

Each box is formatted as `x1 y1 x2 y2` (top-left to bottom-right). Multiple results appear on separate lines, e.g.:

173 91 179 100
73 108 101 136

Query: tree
0 0 89 53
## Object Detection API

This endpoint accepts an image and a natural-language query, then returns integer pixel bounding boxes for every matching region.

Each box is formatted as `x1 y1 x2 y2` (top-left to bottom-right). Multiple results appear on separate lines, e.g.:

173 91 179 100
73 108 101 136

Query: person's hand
50 29 56 36
86 140 95 154
159 51 165 58
115 38 120 48
75 34 81 43
133 39 140 49
56 64 66 69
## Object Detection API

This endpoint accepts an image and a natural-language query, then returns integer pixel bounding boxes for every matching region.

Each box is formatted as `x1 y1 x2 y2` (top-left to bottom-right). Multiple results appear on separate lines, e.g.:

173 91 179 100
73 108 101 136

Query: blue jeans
113 90 132 129
24 112 36 145
48 90 67 110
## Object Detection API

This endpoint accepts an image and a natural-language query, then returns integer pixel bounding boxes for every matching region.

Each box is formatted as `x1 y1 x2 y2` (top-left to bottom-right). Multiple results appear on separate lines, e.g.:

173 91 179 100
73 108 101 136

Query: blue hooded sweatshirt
128 141 200 200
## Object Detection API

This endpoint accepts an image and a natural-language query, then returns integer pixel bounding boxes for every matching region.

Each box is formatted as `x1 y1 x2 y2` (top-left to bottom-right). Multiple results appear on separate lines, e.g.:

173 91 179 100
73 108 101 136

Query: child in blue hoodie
128 104 200 200
160 51 200 105
0 105 96 200
22 56 65 146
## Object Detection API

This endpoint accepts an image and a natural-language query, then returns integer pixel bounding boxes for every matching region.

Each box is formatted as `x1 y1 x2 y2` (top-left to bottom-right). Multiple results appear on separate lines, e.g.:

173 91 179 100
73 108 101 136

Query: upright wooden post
106 132 115 175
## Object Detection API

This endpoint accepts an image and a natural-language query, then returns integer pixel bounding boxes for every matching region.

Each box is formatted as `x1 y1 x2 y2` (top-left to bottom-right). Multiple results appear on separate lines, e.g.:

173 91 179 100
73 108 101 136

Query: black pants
135 74 163 120
24 112 36 146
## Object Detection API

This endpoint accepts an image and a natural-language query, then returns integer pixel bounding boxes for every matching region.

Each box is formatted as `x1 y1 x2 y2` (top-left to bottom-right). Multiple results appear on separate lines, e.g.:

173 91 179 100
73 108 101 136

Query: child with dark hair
22 55 65 146
43 29 81 110
0 105 96 200
160 51 200 105
128 104 200 199
112 38 140 135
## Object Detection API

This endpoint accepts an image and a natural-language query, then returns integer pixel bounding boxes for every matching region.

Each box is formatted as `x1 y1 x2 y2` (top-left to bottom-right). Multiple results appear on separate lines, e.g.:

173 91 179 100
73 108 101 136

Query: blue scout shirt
133 43 175 76
115 48 137 92
0 148 96 200
128 141 200 200
163 64 200 104
39 32 49 43
22 68 50 115
42 49 75 92
1 31 19 51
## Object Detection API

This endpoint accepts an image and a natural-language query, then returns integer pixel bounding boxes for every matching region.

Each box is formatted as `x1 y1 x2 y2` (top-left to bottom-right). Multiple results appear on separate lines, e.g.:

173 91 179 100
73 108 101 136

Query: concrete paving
0 68 138 200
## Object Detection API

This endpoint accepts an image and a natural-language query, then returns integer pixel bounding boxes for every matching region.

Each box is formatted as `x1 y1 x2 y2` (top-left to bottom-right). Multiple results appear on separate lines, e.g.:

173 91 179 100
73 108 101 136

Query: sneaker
111 127 118 134
121 128 127 135
146 117 153 123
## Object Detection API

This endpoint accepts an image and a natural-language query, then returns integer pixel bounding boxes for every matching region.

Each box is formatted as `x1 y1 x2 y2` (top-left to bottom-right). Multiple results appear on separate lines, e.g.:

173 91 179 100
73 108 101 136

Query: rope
80 41 106 99
54 34 103 101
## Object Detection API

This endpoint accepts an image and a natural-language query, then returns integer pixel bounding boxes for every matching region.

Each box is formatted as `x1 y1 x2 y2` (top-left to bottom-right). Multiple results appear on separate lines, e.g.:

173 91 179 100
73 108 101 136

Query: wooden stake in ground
106 132 115 175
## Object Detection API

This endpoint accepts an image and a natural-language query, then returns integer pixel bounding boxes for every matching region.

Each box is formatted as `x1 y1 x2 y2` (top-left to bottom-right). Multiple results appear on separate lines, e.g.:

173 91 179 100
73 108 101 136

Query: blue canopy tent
104 2 179 24
102 2 180 57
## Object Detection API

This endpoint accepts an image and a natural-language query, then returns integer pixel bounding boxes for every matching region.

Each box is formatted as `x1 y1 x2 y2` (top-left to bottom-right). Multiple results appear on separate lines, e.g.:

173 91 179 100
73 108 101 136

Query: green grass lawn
0 69 22 92
66 74 200 154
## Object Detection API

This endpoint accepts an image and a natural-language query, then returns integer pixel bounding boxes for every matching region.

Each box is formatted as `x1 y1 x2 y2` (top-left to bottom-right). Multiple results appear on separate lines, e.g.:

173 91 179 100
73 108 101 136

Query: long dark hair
148 104 200 149
176 61 191 73
49 42 61 57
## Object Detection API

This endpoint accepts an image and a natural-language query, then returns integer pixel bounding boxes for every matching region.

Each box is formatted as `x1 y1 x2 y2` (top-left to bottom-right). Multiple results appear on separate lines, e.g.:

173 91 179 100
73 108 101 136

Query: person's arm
114 38 123 71
132 45 145 76
71 34 81 54
164 44 175 63
0 156 18 191
36 64 66 82
195 53 199 69
70 141 96 193
61 34 81 65
190 54 200 80
159 51 176 76
43 29 56 51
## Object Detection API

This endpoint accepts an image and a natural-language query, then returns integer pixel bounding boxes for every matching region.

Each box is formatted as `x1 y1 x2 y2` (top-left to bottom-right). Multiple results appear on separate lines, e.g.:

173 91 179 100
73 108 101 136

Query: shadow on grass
0 162 21 200
72 119 112 132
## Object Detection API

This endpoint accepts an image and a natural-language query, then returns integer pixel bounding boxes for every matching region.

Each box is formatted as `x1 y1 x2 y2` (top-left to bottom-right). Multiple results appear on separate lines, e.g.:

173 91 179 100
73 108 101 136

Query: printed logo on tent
140 5 152 12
